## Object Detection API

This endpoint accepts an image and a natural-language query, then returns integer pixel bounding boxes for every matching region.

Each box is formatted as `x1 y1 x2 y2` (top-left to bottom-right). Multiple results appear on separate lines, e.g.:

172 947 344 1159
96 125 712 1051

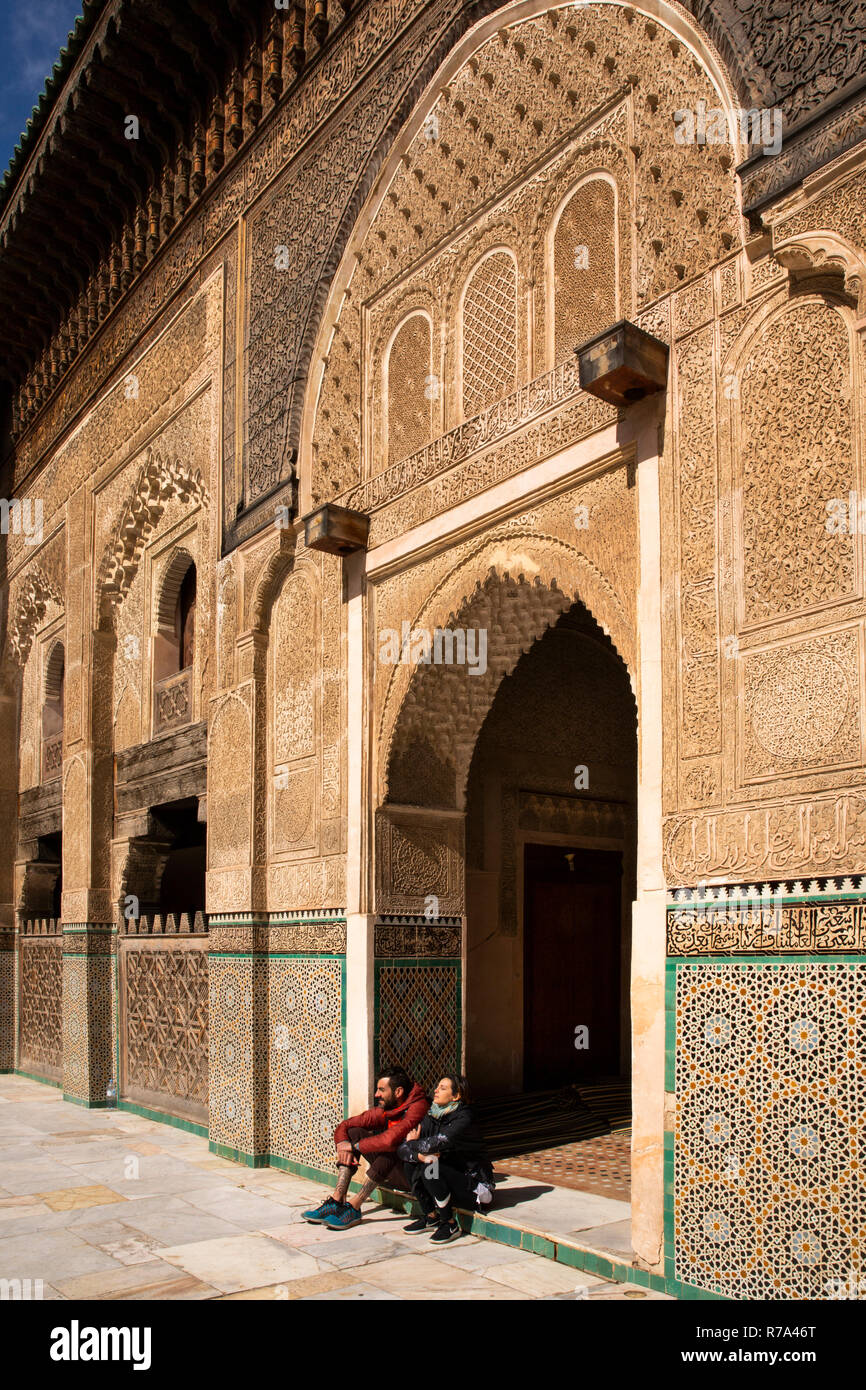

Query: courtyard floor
0 1075 670 1301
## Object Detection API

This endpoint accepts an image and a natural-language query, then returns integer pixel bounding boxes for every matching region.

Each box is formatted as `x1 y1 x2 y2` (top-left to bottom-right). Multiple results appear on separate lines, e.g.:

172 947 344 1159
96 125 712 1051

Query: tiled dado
374 918 462 1097
61 926 117 1106
665 936 866 1300
207 913 346 1173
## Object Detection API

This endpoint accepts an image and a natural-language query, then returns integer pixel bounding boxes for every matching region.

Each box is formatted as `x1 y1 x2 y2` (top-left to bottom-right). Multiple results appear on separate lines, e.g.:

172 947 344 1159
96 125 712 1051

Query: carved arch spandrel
8 568 63 669
773 232 866 316
96 447 208 630
301 0 743 514
247 528 312 635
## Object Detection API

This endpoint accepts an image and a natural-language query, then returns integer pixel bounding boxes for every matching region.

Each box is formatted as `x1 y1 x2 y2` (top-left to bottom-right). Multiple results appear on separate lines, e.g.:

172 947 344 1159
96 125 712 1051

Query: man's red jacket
335 1083 429 1157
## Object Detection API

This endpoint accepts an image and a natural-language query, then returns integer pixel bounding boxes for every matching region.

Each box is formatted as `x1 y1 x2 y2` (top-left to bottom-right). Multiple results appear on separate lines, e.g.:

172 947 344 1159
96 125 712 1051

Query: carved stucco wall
681 0 866 130
376 467 637 811
204 524 347 916
265 538 347 913
6 0 862 524
308 2 742 505
661 271 866 885
4 267 223 949
90 287 220 921
2 2 864 936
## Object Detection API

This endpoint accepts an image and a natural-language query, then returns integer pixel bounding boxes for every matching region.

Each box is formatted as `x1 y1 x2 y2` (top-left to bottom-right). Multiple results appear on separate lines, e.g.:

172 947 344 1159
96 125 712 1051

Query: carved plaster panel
376 807 464 917
740 627 863 783
733 297 857 630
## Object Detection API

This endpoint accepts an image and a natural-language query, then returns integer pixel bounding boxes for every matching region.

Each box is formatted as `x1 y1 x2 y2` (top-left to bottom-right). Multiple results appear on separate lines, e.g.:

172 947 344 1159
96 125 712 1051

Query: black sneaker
429 1219 462 1244
403 1215 437 1234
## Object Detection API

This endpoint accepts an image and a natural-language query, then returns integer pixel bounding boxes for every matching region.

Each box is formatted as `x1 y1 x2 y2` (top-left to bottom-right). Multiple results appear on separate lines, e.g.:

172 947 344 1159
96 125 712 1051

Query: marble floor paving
0 1076 671 1301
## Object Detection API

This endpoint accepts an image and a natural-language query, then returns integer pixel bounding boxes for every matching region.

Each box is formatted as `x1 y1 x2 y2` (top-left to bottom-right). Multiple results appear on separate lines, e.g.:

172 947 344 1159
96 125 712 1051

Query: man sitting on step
302 1066 429 1231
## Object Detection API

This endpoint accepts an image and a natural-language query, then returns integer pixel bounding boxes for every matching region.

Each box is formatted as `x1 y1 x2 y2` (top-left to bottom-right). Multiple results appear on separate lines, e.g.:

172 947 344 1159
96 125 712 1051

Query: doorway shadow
487 1180 556 1208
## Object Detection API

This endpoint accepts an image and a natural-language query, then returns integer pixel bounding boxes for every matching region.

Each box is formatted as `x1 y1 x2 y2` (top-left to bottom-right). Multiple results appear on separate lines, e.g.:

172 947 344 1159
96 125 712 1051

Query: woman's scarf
430 1099 461 1118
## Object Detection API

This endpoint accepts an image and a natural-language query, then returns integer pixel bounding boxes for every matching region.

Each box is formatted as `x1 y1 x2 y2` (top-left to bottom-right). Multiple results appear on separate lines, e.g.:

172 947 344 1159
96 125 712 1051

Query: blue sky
0 0 83 179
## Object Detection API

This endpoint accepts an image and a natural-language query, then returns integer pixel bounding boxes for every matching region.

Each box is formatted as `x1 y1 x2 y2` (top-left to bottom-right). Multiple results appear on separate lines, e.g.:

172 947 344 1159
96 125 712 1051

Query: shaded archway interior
383 586 637 1192
464 600 637 1087
466 601 637 1197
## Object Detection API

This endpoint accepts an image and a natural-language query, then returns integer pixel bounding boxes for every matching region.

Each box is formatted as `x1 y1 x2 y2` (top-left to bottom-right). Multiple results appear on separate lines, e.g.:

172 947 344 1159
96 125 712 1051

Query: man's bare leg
333 1163 356 1203
345 1174 377 1211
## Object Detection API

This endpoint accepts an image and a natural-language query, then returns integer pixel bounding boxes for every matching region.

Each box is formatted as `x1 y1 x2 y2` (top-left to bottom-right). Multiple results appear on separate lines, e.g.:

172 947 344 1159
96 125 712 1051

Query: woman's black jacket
397 1103 492 1179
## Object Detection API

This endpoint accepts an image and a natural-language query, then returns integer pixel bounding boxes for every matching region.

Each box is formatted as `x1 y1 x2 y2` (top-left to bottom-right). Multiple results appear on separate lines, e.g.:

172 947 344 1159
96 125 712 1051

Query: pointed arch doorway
464 600 637 1194
380 567 639 1198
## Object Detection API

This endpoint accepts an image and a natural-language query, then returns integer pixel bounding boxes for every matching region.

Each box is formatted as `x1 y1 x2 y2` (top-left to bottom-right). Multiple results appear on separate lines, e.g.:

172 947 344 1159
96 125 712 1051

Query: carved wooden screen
120 914 208 1123
18 920 63 1080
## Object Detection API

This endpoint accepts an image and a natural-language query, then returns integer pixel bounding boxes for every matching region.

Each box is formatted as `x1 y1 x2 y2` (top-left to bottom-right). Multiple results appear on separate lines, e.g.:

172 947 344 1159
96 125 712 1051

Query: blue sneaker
302 1197 346 1224
324 1205 363 1231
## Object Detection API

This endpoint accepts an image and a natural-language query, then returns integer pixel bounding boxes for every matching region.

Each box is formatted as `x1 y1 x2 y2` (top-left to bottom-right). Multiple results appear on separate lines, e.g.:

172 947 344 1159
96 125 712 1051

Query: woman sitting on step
397 1074 494 1244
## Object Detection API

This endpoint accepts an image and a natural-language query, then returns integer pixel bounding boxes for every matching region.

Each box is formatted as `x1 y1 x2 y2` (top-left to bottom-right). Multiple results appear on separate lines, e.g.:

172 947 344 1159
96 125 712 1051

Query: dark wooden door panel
524 843 622 1089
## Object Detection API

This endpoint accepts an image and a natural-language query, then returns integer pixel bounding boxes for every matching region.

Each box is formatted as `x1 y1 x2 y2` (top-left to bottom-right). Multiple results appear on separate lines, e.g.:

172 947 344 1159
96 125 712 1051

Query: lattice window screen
462 251 518 418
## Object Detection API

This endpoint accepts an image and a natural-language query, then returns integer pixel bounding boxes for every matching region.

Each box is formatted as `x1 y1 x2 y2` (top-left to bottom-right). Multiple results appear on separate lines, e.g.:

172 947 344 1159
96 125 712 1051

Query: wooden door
523 842 622 1089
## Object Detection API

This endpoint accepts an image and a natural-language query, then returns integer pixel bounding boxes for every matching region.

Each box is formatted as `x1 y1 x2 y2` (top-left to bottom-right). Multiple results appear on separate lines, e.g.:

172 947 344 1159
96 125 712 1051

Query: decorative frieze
668 878 866 955
664 794 866 886
519 791 629 841
374 918 461 958
208 915 347 955
740 87 866 213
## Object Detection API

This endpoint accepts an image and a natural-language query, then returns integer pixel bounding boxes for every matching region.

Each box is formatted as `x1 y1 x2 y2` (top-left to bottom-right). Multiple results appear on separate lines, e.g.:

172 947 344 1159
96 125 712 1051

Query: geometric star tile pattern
19 940 62 1076
268 957 345 1172
674 961 865 1299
